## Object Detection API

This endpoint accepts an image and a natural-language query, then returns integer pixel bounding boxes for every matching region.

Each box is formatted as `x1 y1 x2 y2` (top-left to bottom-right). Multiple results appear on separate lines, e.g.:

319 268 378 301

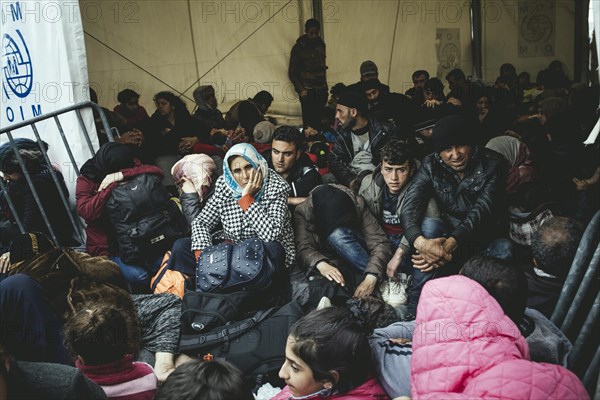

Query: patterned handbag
195 238 283 293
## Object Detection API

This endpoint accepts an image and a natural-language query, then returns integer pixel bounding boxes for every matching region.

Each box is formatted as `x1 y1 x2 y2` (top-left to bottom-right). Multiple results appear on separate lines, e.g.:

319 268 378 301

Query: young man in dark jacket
289 19 328 129
262 126 322 206
329 92 396 190
401 115 511 275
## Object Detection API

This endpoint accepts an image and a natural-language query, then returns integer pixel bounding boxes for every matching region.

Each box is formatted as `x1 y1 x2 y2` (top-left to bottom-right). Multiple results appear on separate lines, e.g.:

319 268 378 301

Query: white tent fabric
82 0 577 122
584 0 599 145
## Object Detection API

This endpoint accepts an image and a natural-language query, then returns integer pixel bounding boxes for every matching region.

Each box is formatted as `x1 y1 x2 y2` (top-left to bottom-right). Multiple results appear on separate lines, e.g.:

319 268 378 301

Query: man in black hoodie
289 19 328 129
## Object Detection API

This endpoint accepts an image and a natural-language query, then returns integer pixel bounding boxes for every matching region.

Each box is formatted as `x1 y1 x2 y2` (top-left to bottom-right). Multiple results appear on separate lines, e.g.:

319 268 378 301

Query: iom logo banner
1 0 97 199
2 28 34 99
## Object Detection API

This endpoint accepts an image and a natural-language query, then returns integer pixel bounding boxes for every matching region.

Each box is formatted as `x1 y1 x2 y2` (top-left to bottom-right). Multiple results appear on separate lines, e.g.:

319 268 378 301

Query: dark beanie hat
337 92 368 115
432 115 474 153
360 60 378 77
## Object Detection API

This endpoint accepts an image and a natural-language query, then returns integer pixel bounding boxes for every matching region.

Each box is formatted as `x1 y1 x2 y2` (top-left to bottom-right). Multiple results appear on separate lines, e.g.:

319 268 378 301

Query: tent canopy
82 0 577 123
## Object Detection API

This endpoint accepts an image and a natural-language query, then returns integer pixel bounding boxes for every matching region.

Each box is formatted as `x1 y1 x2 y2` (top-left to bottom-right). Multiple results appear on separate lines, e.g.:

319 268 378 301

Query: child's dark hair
155 359 253 400
117 89 140 104
460 255 528 324
287 301 382 394
63 305 130 365
380 139 416 168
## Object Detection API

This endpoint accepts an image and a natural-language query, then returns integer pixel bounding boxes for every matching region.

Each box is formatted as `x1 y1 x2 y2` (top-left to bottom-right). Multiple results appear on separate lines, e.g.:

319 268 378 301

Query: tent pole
313 0 324 38
470 0 483 80
574 0 589 83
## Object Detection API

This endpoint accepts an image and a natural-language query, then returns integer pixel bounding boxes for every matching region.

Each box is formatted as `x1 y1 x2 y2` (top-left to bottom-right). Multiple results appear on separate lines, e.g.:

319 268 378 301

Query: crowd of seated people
0 52 598 399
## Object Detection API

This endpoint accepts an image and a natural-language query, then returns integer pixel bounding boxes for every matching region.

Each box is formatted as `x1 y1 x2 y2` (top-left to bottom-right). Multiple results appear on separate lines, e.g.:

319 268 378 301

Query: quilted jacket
410 276 589 399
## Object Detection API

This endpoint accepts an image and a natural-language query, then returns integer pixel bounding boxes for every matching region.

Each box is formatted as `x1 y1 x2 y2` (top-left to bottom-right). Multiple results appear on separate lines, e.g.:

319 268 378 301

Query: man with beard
263 126 322 206
289 19 328 129
401 115 511 276
405 70 429 105
363 78 415 135
329 92 396 191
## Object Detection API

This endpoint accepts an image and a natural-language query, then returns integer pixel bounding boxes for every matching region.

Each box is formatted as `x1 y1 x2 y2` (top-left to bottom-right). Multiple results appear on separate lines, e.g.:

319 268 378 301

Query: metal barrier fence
0 101 113 247
551 209 600 398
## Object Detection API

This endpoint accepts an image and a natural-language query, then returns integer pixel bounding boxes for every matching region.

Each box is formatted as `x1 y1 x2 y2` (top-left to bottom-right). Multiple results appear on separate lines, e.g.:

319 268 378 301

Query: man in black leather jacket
401 115 511 274
328 92 396 190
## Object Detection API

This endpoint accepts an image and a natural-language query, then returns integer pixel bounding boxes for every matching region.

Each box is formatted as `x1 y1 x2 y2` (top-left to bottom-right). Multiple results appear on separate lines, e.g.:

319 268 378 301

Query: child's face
279 336 327 397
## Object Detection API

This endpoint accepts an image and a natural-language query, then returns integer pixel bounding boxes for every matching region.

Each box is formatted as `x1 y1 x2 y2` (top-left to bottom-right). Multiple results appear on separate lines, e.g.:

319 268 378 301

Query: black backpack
179 300 303 381
106 174 188 265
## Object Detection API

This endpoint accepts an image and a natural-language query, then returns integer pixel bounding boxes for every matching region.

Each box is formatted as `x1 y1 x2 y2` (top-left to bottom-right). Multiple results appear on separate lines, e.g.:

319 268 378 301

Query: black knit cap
336 92 368 115
432 115 475 153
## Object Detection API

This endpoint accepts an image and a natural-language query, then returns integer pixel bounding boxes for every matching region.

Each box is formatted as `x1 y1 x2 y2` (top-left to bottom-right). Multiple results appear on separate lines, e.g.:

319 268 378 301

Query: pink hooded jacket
410 276 589 400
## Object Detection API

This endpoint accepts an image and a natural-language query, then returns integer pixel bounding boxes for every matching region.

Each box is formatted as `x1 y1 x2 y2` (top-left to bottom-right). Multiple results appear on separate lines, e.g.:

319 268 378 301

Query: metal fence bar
75 109 97 159
5 132 60 246
552 210 600 326
568 291 600 370
583 345 600 396
561 241 600 333
0 101 113 248
29 123 86 245
53 115 81 176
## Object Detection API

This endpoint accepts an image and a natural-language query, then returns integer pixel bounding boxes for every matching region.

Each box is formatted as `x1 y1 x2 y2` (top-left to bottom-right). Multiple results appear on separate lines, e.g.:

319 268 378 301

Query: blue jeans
109 256 153 294
326 226 370 273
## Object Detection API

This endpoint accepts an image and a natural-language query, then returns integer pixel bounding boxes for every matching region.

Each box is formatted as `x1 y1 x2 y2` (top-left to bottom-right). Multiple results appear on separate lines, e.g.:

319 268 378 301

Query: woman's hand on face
98 172 124 192
241 168 263 197
179 176 197 194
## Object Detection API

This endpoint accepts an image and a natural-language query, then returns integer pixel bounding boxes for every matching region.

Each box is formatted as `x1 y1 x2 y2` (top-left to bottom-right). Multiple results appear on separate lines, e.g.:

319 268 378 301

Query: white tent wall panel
321 1 400 88
387 0 473 94
482 0 575 84
83 1 198 109
83 0 314 120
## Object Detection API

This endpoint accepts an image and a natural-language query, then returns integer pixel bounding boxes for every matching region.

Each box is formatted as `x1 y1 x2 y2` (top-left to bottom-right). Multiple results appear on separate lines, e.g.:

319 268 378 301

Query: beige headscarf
171 154 216 201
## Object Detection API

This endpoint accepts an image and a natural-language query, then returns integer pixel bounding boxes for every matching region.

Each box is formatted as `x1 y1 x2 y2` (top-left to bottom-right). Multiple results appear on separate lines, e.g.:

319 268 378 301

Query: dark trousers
0 274 68 364
300 88 328 129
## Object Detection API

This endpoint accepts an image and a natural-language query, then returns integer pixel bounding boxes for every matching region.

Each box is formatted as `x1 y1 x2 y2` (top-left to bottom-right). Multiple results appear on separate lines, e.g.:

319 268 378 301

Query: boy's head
379 140 416 194
63 305 130 365
460 255 528 325
531 217 584 279
156 360 253 400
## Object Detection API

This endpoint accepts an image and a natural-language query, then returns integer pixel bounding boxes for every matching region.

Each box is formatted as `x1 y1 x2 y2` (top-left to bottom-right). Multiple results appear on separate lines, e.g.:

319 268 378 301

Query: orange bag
151 251 187 299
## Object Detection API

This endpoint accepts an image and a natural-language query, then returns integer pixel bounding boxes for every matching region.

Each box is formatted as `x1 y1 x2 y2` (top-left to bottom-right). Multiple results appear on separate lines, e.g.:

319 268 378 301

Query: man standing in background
289 19 328 129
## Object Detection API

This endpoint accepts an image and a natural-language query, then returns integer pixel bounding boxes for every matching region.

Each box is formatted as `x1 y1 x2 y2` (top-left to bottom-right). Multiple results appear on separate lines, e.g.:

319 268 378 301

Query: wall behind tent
83 0 579 122
324 0 473 94
482 0 575 84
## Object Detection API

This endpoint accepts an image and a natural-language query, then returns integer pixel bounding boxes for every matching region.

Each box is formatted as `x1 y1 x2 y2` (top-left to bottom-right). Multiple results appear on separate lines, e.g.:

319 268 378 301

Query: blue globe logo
2 29 33 99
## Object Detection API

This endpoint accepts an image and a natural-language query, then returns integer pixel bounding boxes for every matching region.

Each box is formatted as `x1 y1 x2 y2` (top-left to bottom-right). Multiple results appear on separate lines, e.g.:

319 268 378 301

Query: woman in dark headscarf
146 91 212 186
0 139 73 247
76 142 163 292
192 85 226 130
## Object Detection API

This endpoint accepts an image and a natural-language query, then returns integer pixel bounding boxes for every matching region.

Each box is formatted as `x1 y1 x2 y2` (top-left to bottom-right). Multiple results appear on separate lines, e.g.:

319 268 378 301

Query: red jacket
77 355 157 400
76 162 163 256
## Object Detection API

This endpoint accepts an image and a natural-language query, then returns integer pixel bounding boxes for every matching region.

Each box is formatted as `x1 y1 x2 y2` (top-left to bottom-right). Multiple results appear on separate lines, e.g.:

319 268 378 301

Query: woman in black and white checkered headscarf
190 144 295 268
